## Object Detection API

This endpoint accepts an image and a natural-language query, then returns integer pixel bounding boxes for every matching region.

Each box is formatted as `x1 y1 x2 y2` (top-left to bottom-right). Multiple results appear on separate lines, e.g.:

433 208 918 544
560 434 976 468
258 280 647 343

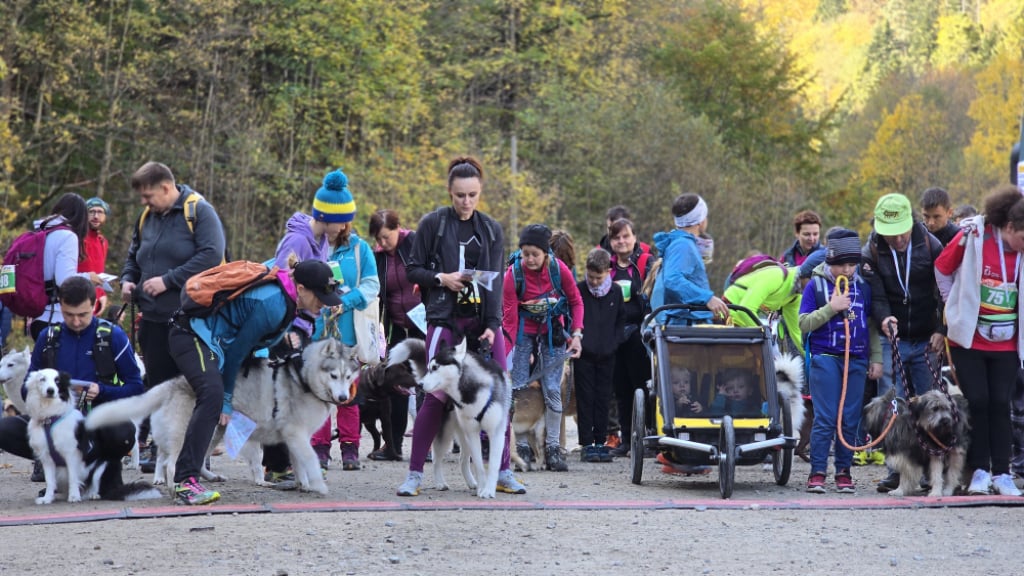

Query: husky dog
359 360 418 460
389 338 510 498
773 353 806 436
0 346 31 415
86 339 357 495
863 388 969 497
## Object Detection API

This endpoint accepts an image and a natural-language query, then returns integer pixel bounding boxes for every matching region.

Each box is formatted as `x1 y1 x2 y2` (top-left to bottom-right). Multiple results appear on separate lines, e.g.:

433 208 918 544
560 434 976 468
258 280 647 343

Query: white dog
390 338 510 498
24 369 92 504
1 346 31 415
86 338 357 495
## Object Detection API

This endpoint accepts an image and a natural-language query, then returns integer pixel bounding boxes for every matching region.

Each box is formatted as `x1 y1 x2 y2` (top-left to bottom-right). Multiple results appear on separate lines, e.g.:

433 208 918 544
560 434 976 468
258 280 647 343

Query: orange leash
833 275 898 451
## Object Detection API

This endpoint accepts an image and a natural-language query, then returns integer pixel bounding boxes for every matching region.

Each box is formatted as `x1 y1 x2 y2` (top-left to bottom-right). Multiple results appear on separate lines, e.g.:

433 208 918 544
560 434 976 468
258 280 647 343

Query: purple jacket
273 212 330 333
274 212 330 266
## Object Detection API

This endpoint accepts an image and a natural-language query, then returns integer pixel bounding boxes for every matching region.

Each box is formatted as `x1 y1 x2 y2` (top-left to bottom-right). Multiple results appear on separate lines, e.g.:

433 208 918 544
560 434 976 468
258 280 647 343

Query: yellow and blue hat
313 169 356 223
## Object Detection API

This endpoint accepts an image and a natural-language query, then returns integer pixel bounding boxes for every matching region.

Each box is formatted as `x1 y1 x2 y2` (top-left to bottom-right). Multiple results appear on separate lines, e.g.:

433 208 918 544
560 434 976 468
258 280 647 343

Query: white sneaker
991 473 1022 496
396 471 423 497
967 469 992 495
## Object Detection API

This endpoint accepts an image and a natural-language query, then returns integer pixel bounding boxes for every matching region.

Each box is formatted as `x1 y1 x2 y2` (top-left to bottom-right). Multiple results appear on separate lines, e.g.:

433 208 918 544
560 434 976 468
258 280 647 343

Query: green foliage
647 0 833 180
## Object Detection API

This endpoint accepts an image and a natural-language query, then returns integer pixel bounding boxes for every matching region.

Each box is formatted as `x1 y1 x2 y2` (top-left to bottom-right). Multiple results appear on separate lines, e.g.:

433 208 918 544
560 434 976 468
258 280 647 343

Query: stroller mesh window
666 342 766 419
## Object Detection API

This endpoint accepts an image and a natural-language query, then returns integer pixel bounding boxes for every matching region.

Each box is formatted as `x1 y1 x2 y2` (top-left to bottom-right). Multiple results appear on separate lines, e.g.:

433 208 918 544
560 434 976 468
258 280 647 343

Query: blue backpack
508 250 571 348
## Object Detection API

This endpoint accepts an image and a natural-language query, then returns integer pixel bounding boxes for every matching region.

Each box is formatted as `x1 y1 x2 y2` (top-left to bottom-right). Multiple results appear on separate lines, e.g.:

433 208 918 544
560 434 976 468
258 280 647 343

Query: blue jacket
28 318 144 405
315 235 380 346
650 229 714 324
189 281 294 414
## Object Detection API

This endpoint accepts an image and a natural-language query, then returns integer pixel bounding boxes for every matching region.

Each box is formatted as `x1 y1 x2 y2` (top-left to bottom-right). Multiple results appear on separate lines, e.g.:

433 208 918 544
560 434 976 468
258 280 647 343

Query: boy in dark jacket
574 248 624 463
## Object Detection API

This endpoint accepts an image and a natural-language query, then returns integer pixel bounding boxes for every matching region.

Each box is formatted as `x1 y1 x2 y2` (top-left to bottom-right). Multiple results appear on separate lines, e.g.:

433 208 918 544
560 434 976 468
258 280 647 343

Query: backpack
41 320 121 387
180 261 290 320
725 253 788 290
0 224 70 318
507 250 571 347
426 207 497 272
136 192 230 263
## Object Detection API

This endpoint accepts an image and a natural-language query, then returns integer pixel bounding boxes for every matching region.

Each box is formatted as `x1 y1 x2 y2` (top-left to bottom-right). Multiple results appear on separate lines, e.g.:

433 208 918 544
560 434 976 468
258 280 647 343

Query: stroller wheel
718 415 736 499
630 388 645 485
773 391 794 486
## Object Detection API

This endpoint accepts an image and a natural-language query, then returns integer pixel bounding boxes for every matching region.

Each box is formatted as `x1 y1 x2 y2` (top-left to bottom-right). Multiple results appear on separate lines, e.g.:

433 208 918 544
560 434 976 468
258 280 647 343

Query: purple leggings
407 321 511 474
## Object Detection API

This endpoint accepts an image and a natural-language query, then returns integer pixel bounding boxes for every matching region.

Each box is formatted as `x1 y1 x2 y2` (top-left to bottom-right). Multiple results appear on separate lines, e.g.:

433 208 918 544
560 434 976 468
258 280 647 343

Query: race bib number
0 265 14 295
980 280 1017 311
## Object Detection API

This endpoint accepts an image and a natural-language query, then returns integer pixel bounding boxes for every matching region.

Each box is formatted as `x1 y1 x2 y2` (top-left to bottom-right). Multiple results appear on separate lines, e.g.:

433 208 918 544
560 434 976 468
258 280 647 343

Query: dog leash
834 275 897 451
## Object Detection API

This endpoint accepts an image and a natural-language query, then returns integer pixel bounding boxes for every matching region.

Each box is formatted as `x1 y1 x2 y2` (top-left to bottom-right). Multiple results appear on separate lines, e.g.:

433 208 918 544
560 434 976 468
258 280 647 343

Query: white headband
674 197 708 228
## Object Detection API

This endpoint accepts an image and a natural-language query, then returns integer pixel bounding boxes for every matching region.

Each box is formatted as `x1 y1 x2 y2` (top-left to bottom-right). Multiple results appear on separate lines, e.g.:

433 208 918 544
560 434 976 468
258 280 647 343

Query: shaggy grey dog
862 388 969 497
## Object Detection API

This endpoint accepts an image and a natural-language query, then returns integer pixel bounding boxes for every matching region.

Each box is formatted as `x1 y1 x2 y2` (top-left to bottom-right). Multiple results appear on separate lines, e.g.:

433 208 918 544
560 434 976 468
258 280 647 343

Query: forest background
1 0 1023 290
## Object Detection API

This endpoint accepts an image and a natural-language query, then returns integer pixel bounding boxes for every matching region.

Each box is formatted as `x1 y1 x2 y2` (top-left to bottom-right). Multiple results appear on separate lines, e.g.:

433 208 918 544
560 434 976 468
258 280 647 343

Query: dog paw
888 488 906 497
209 473 227 482
477 489 496 499
35 496 53 505
436 483 450 491
152 479 166 486
67 494 82 503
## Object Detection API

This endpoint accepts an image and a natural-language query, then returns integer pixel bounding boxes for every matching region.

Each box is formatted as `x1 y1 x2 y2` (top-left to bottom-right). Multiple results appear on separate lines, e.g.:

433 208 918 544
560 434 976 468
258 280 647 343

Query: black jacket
860 222 944 341
577 280 625 358
405 207 504 335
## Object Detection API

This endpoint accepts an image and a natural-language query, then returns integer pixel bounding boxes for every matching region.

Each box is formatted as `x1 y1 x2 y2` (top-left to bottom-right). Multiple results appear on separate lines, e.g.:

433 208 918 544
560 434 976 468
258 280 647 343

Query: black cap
293 260 342 307
518 224 552 250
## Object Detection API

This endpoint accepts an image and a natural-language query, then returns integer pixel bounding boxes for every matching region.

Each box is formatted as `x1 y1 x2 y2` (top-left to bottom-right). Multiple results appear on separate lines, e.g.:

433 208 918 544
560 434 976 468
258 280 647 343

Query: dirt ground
2 422 1023 576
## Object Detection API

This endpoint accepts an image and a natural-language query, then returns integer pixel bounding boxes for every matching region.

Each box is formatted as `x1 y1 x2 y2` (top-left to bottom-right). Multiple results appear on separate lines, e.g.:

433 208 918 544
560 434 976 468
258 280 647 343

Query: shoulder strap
42 325 61 369
636 252 652 282
429 208 447 260
812 275 828 309
183 194 199 234
93 319 120 384
548 255 563 295
138 194 200 236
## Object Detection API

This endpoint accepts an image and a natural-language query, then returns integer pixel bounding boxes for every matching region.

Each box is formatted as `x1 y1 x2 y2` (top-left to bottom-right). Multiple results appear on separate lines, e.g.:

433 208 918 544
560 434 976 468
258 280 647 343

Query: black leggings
949 347 1017 474
575 353 615 446
167 326 224 483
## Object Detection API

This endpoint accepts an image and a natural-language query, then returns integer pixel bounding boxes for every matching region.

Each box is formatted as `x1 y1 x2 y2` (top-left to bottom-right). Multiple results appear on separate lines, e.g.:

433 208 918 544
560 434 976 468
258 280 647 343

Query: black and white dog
388 338 510 498
23 369 160 504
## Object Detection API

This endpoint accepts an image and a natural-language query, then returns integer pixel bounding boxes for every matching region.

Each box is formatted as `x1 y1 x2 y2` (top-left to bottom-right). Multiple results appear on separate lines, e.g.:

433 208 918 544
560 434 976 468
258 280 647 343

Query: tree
648 0 833 179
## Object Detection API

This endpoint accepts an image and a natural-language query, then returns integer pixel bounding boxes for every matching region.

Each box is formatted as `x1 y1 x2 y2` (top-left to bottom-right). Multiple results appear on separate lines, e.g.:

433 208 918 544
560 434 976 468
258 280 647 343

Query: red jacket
79 228 108 301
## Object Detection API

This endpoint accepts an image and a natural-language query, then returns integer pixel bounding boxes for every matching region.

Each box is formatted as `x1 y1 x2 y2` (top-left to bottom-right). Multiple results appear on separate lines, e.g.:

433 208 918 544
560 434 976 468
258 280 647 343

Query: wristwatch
571 330 583 339
434 273 443 287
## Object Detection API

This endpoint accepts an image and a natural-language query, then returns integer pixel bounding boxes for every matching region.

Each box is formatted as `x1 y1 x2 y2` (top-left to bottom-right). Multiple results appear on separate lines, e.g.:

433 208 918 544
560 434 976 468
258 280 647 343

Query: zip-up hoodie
650 229 713 324
121 185 225 321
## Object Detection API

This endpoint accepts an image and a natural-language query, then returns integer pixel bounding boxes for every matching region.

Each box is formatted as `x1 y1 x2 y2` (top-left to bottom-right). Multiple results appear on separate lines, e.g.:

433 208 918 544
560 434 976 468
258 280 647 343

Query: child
574 248 624 463
671 366 704 417
505 224 585 472
798 228 883 494
709 368 761 416
920 187 959 246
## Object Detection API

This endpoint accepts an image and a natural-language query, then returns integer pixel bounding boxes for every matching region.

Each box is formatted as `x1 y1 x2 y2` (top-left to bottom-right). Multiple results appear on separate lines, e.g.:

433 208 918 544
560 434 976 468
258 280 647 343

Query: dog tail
387 338 428 379
85 378 179 430
106 481 164 501
774 353 806 434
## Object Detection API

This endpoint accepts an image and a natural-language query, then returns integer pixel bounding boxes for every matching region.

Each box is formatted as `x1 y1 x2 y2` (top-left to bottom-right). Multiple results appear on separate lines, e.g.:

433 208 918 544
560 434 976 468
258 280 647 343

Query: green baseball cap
873 193 913 236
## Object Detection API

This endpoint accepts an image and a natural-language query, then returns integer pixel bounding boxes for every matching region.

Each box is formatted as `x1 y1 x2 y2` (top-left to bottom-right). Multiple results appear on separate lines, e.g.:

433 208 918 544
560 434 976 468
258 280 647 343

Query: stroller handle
642 303 763 333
